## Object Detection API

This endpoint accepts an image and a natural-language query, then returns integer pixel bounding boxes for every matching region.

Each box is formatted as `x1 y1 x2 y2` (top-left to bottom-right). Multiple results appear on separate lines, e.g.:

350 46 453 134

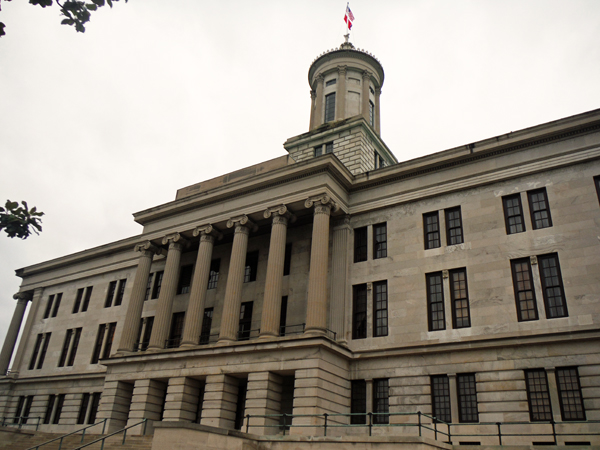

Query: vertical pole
282 413 287 436
368 412 372 436
551 419 557 445
434 419 437 440
323 413 328 436
246 414 250 433
418 411 422 437
497 422 502 445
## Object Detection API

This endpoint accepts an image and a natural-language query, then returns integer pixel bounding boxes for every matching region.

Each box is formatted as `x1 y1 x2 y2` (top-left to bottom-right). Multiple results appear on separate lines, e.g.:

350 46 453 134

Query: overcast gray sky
1 0 599 351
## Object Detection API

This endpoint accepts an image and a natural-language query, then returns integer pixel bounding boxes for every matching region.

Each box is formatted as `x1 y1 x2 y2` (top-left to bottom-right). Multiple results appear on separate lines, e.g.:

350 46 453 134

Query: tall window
373 379 390 424
58 328 82 367
350 380 367 424
77 393 90 424
556 367 586 421
74 286 93 313
457 374 478 423
151 271 164 299
199 308 213 344
279 296 288 336
105 279 127 307
373 281 388 337
144 273 154 300
374 152 385 169
426 272 445 331
525 369 553 421
369 100 374 126
88 392 101 424
538 253 568 318
167 312 185 348
423 212 441 249
238 302 253 340
51 293 62 317
44 293 62 318
352 284 367 339
29 332 51 370
354 227 367 263
91 323 116 363
324 93 336 122
431 375 451 423
503 194 525 234
283 243 292 276
53 394 65 424
373 223 387 259
244 251 259 283
44 395 55 424
177 265 194 294
43 294 55 319
511 258 539 321
445 206 464 245
528 188 552 229
450 269 470 328
138 316 154 351
208 259 220 289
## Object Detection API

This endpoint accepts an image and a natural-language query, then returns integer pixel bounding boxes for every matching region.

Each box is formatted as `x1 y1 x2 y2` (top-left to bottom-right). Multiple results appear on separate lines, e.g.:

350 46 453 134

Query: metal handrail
198 333 219 345
1 415 41 430
237 328 260 341
26 419 107 450
279 323 305 336
72 418 147 450
164 337 182 349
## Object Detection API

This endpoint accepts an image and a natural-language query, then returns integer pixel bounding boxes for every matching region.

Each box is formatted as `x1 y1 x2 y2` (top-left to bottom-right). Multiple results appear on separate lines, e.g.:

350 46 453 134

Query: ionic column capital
193 224 223 243
337 65 347 75
227 215 258 232
362 70 372 81
316 73 324 83
311 90 316 100
305 194 339 214
13 292 32 302
264 205 296 226
375 87 382 95
134 241 161 256
162 233 189 251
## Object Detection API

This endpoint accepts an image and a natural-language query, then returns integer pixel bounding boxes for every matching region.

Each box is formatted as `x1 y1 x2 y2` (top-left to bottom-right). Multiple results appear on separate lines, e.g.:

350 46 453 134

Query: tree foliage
0 200 44 239
0 0 127 37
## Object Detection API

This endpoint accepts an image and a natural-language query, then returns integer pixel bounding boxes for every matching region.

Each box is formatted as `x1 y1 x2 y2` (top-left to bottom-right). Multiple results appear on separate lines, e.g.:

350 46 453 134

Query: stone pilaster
97 380 134 433
127 379 167 428
117 241 159 354
336 66 347 121
218 216 257 344
331 216 350 343
312 74 325 130
448 373 458 423
9 287 43 377
260 206 294 339
245 371 283 435
0 293 31 375
148 233 188 351
181 225 222 347
200 374 239 429
545 367 563 422
163 377 203 422
304 194 338 336
361 71 372 122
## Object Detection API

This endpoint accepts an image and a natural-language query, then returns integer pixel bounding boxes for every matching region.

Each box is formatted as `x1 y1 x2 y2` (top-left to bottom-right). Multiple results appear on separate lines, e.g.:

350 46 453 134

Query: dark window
177 265 194 295
13 396 25 423
139 316 154 351
595 176 600 204
238 301 253 340
325 78 336 87
102 323 116 359
36 332 51 369
105 281 117 307
354 227 367 263
234 380 248 430
58 329 73 367
73 289 83 313
423 212 441 249
350 380 367 424
324 92 336 122
369 100 374 126
325 142 333 154
199 308 213 344
511 258 539 321
53 394 65 424
167 312 185 348
279 296 288 336
525 369 553 422
503 194 526 234
81 286 93 312
44 394 55 424
114 279 126 306
431 375 452 423
144 273 154 300
427 273 445 331
556 367 586 421
283 243 292 276
91 324 106 364
152 271 164 299
88 393 101 424
373 281 388 337
374 152 385 169
44 295 54 319
77 393 90 424
314 145 322 157
528 188 552 229
373 379 390 424
195 381 206 423
450 269 471 328
208 259 220 289
51 293 61 317
445 207 464 245
15 396 33 424
352 284 367 339
67 328 82 366
29 334 43 370
538 253 568 318
373 223 387 259
457 374 478 423
244 251 259 283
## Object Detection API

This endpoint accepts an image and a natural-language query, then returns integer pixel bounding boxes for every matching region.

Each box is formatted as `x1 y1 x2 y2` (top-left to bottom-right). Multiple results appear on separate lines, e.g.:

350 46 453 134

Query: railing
244 411 600 443
71 418 147 450
237 328 260 341
1 415 41 430
325 328 337 340
26 419 107 450
164 337 182 349
279 323 305 336
198 333 219 345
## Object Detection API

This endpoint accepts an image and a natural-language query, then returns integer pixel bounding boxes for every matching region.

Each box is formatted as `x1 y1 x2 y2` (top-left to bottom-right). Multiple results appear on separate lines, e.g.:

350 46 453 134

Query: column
163 377 203 422
375 86 381 134
245 372 283 435
304 194 338 336
260 206 294 339
308 90 316 130
181 225 222 347
448 373 459 423
330 216 350 343
218 215 256 344
8 288 43 376
117 241 159 353
200 374 239 429
148 233 188 351
311 74 325 130
0 293 31 375
361 71 371 122
335 66 347 121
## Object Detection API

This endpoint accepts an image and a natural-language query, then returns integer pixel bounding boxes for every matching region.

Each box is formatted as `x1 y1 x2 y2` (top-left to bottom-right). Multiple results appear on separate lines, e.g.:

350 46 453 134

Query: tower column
311 74 325 130
335 66 347 121
375 86 382 133
148 233 188 351
0 293 30 375
117 241 159 353
361 70 372 123
181 225 222 347
308 90 316 131
304 194 338 336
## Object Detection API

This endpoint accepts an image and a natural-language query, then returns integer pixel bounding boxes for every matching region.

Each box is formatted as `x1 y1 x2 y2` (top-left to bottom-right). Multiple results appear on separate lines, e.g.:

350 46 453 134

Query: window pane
373 379 389 424
324 93 336 122
423 212 440 249
427 273 445 331
511 259 539 321
528 188 552 229
373 281 388 337
445 207 464 245
525 369 553 421
177 265 194 295
354 227 368 262
351 380 367 424
353 284 367 339
556 367 586 421
373 223 387 259
450 269 471 328
458 374 478 423
208 259 220 289
503 194 525 234
431 375 451 423
538 253 568 318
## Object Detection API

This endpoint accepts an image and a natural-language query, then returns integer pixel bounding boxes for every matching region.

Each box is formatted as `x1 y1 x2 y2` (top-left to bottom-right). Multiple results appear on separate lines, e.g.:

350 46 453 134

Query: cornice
309 46 384 86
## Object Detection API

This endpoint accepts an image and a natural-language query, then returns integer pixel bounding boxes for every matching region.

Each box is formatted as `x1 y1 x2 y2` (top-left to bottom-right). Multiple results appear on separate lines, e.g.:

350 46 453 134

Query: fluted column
331 216 351 343
9 288 43 377
260 206 295 339
181 225 222 347
304 194 338 336
361 71 372 123
218 216 257 344
0 293 31 375
336 66 347 121
311 74 325 130
148 233 188 351
375 86 381 134
117 241 159 353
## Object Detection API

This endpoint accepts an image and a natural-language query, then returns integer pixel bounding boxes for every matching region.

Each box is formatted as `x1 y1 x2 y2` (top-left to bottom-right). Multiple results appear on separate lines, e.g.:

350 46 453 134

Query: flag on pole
344 4 355 30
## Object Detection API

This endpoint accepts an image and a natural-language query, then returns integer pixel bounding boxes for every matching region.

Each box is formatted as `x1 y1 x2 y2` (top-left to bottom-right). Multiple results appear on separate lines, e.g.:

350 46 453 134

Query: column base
258 332 278 340
144 345 163 353
216 337 236 346
179 341 197 348
303 327 326 337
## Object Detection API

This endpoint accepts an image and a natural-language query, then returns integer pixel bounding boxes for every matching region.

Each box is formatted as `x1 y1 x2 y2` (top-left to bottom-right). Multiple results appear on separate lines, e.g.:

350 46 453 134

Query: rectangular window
44 394 55 424
595 176 600 205
50 293 61 317
354 226 368 263
102 322 116 359
238 301 253 340
450 268 471 329
525 369 553 422
352 284 367 339
423 212 441 249
208 259 220 289
73 289 83 313
13 396 24 423
58 329 73 367
177 265 194 295
538 253 568 318
81 286 93 312
144 273 154 300
445 206 464 245
88 392 101 424
67 328 82 366
373 379 390 424
427 272 445 331
43 294 55 319
279 296 288 336
373 223 387 259
29 334 43 370
350 380 367 424
374 152 385 169
314 145 322 157
167 312 185 348
556 367 586 421
325 78 336 87
36 332 51 369
511 258 539 321
431 375 452 423
244 251 259 283
91 324 105 364
105 281 117 307
139 316 154 351
369 100 374 126
114 279 126 306
91 323 116 363
15 395 33 424
152 271 164 299
283 243 292 276
528 188 552 229
324 92 336 122
457 373 479 423
503 194 526 234
77 393 90 424
373 281 388 337
199 308 213 344
53 394 65 424
325 141 333 154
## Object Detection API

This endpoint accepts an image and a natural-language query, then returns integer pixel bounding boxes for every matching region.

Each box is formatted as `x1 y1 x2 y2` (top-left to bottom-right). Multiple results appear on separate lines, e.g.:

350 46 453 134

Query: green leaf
107 0 112 7
86 3 97 11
